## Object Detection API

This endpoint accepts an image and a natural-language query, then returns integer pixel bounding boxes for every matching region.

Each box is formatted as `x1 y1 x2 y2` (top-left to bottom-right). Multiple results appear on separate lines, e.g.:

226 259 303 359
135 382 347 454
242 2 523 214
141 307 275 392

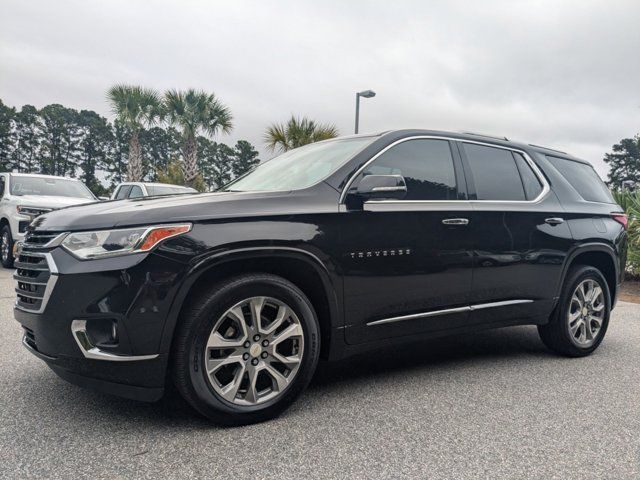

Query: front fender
156 246 342 355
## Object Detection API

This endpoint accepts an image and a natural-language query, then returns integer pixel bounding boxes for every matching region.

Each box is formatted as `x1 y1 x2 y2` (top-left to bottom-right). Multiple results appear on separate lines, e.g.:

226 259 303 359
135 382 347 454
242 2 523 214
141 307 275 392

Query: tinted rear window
513 152 543 200
546 156 614 203
463 143 526 201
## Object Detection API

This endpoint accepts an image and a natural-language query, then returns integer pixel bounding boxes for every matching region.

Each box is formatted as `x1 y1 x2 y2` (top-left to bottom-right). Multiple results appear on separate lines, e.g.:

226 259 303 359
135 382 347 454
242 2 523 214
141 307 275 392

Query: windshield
10 176 95 199
146 185 197 196
223 137 373 192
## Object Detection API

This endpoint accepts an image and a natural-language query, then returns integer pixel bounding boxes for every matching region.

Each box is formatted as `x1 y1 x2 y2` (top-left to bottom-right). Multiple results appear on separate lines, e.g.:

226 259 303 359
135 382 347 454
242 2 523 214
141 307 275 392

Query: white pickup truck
0 173 97 267
110 182 197 199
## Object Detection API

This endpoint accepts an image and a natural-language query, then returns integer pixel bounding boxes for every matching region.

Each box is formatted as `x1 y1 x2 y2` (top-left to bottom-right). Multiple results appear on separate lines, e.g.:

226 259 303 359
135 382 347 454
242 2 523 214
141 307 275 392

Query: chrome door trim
366 299 533 326
366 305 470 326
469 299 534 311
359 200 474 213
339 135 550 205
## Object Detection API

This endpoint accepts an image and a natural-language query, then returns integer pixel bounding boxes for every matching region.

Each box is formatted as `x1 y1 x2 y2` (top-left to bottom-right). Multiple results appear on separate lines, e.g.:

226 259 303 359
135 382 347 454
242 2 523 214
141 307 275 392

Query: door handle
545 217 564 226
442 218 469 226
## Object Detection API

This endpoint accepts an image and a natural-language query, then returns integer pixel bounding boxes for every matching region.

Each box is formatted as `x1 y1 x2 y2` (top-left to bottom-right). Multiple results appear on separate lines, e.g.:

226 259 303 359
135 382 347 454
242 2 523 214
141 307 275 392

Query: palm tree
264 116 339 153
107 85 161 182
163 89 233 188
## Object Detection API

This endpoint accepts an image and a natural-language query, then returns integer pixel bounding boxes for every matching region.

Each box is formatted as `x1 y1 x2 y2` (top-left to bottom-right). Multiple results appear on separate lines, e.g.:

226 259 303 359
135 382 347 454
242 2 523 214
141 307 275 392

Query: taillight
611 213 628 230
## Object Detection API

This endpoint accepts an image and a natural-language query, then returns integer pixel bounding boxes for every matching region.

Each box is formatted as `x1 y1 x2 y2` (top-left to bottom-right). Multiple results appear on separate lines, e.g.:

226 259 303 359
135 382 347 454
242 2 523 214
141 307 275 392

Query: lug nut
261 351 268 359
251 358 259 366
262 339 269 347
253 334 260 342
244 341 251 348
243 353 249 361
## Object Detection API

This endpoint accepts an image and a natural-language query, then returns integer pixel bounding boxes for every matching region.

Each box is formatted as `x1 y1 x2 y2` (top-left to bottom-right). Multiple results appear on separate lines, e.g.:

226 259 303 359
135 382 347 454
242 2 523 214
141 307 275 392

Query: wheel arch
159 247 342 360
557 243 619 308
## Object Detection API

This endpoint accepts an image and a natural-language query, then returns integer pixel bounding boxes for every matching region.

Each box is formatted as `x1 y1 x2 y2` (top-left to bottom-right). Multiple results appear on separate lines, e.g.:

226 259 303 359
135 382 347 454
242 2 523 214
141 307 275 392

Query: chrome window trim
366 299 533 326
339 135 550 206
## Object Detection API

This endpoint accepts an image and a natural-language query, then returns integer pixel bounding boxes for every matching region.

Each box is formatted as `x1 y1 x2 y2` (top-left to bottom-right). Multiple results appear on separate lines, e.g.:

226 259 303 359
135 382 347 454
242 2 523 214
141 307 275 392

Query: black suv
15 130 627 425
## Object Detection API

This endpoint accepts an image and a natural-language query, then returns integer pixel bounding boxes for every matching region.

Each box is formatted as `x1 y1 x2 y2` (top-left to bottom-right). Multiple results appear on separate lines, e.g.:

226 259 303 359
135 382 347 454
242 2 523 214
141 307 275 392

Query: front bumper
20 330 166 401
13 238 193 402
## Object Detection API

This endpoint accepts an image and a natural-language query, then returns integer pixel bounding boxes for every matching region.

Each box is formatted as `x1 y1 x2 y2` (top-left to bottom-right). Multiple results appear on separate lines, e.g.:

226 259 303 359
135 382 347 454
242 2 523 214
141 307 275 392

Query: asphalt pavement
0 267 638 479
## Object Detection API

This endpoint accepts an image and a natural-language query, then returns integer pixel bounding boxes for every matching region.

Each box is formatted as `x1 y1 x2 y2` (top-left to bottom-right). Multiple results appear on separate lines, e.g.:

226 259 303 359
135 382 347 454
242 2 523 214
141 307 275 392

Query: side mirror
98 196 110 201
356 174 407 200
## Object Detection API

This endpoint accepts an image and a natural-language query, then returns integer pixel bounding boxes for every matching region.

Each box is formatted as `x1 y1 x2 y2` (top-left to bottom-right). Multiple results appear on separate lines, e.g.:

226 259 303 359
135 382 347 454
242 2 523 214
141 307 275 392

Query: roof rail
462 132 509 141
528 144 567 155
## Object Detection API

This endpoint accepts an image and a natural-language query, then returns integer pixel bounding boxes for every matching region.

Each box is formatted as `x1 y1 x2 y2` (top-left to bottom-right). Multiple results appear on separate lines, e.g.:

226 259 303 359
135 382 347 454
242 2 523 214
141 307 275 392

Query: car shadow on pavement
19 325 551 428
310 324 549 389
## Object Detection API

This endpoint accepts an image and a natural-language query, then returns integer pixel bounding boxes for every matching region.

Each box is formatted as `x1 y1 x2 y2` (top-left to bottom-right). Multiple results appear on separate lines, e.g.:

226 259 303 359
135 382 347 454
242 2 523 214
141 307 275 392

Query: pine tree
604 135 640 188
12 105 42 173
0 100 15 171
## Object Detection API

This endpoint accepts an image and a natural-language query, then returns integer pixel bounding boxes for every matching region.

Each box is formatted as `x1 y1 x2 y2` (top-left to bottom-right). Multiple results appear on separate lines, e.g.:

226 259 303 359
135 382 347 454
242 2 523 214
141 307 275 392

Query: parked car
14 130 627 426
0 173 97 268
111 182 197 200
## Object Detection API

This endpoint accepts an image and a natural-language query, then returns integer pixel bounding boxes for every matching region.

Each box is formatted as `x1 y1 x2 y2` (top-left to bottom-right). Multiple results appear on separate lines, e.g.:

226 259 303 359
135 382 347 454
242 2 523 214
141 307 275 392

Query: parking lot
0 266 638 479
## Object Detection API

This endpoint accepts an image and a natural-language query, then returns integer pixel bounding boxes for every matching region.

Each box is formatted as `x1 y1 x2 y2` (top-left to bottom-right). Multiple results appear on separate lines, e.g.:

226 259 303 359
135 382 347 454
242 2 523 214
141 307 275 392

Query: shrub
613 190 640 278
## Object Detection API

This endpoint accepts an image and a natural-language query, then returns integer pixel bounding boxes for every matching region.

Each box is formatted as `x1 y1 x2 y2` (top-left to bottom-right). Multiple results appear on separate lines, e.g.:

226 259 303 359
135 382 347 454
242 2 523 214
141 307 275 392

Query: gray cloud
1 0 639 178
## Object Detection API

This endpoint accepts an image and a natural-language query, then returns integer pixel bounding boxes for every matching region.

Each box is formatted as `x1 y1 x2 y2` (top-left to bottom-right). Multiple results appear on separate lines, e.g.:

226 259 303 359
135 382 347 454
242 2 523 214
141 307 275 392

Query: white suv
0 173 97 267
111 182 197 200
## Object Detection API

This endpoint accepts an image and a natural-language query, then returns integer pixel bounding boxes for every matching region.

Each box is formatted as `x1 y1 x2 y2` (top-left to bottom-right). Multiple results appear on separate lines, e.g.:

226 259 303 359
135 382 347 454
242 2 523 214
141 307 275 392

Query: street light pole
355 93 360 134
354 90 376 134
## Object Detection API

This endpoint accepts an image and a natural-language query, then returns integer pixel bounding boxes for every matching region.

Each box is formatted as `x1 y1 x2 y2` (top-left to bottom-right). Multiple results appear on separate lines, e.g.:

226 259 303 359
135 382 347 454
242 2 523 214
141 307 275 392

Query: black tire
0 225 14 269
171 273 320 426
538 265 611 357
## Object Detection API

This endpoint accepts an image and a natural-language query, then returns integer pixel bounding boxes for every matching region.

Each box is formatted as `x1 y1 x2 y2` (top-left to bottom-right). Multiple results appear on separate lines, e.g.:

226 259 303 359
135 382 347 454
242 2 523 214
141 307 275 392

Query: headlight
61 224 191 260
17 206 51 217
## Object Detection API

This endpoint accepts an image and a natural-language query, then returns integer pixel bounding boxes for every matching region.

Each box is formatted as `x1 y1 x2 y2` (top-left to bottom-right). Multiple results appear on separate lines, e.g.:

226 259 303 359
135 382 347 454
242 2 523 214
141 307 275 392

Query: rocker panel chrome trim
366 299 534 326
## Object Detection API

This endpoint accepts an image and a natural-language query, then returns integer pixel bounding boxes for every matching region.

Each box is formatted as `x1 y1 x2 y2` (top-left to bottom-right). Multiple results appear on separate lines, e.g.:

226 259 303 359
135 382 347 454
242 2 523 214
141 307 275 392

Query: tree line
0 93 260 196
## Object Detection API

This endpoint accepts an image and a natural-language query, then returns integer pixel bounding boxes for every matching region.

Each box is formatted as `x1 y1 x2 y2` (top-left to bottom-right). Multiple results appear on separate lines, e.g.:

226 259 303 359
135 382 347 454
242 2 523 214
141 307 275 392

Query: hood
30 190 316 231
14 195 96 209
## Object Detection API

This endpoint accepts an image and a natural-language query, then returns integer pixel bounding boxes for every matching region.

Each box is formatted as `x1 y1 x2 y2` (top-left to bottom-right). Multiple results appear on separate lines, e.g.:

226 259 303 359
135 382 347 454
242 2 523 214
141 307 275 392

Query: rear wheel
0 225 14 268
538 265 610 357
172 273 320 426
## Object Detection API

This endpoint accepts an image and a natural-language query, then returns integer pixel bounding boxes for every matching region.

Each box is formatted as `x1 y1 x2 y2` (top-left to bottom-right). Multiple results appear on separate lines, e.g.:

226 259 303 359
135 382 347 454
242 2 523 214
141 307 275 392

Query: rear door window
462 143 526 201
128 185 144 198
114 185 131 199
546 156 614 203
513 152 543 200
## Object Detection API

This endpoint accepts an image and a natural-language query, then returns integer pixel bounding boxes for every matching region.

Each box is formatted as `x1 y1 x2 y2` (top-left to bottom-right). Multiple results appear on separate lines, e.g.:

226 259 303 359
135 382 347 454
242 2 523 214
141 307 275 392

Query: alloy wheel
204 296 304 406
567 279 605 348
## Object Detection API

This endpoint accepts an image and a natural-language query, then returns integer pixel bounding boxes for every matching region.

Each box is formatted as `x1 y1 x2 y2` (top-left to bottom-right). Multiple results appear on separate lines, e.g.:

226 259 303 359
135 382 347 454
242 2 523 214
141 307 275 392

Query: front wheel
0 225 14 268
172 273 320 426
538 265 610 357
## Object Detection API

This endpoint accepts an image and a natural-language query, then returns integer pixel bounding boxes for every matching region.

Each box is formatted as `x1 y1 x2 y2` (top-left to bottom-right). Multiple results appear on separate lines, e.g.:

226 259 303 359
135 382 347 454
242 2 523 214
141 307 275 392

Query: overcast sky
1 0 639 178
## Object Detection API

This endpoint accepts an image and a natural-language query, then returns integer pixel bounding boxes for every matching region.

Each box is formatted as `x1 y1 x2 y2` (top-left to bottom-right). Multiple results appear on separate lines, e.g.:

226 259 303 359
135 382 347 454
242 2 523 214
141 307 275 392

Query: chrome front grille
21 231 64 248
14 230 64 313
